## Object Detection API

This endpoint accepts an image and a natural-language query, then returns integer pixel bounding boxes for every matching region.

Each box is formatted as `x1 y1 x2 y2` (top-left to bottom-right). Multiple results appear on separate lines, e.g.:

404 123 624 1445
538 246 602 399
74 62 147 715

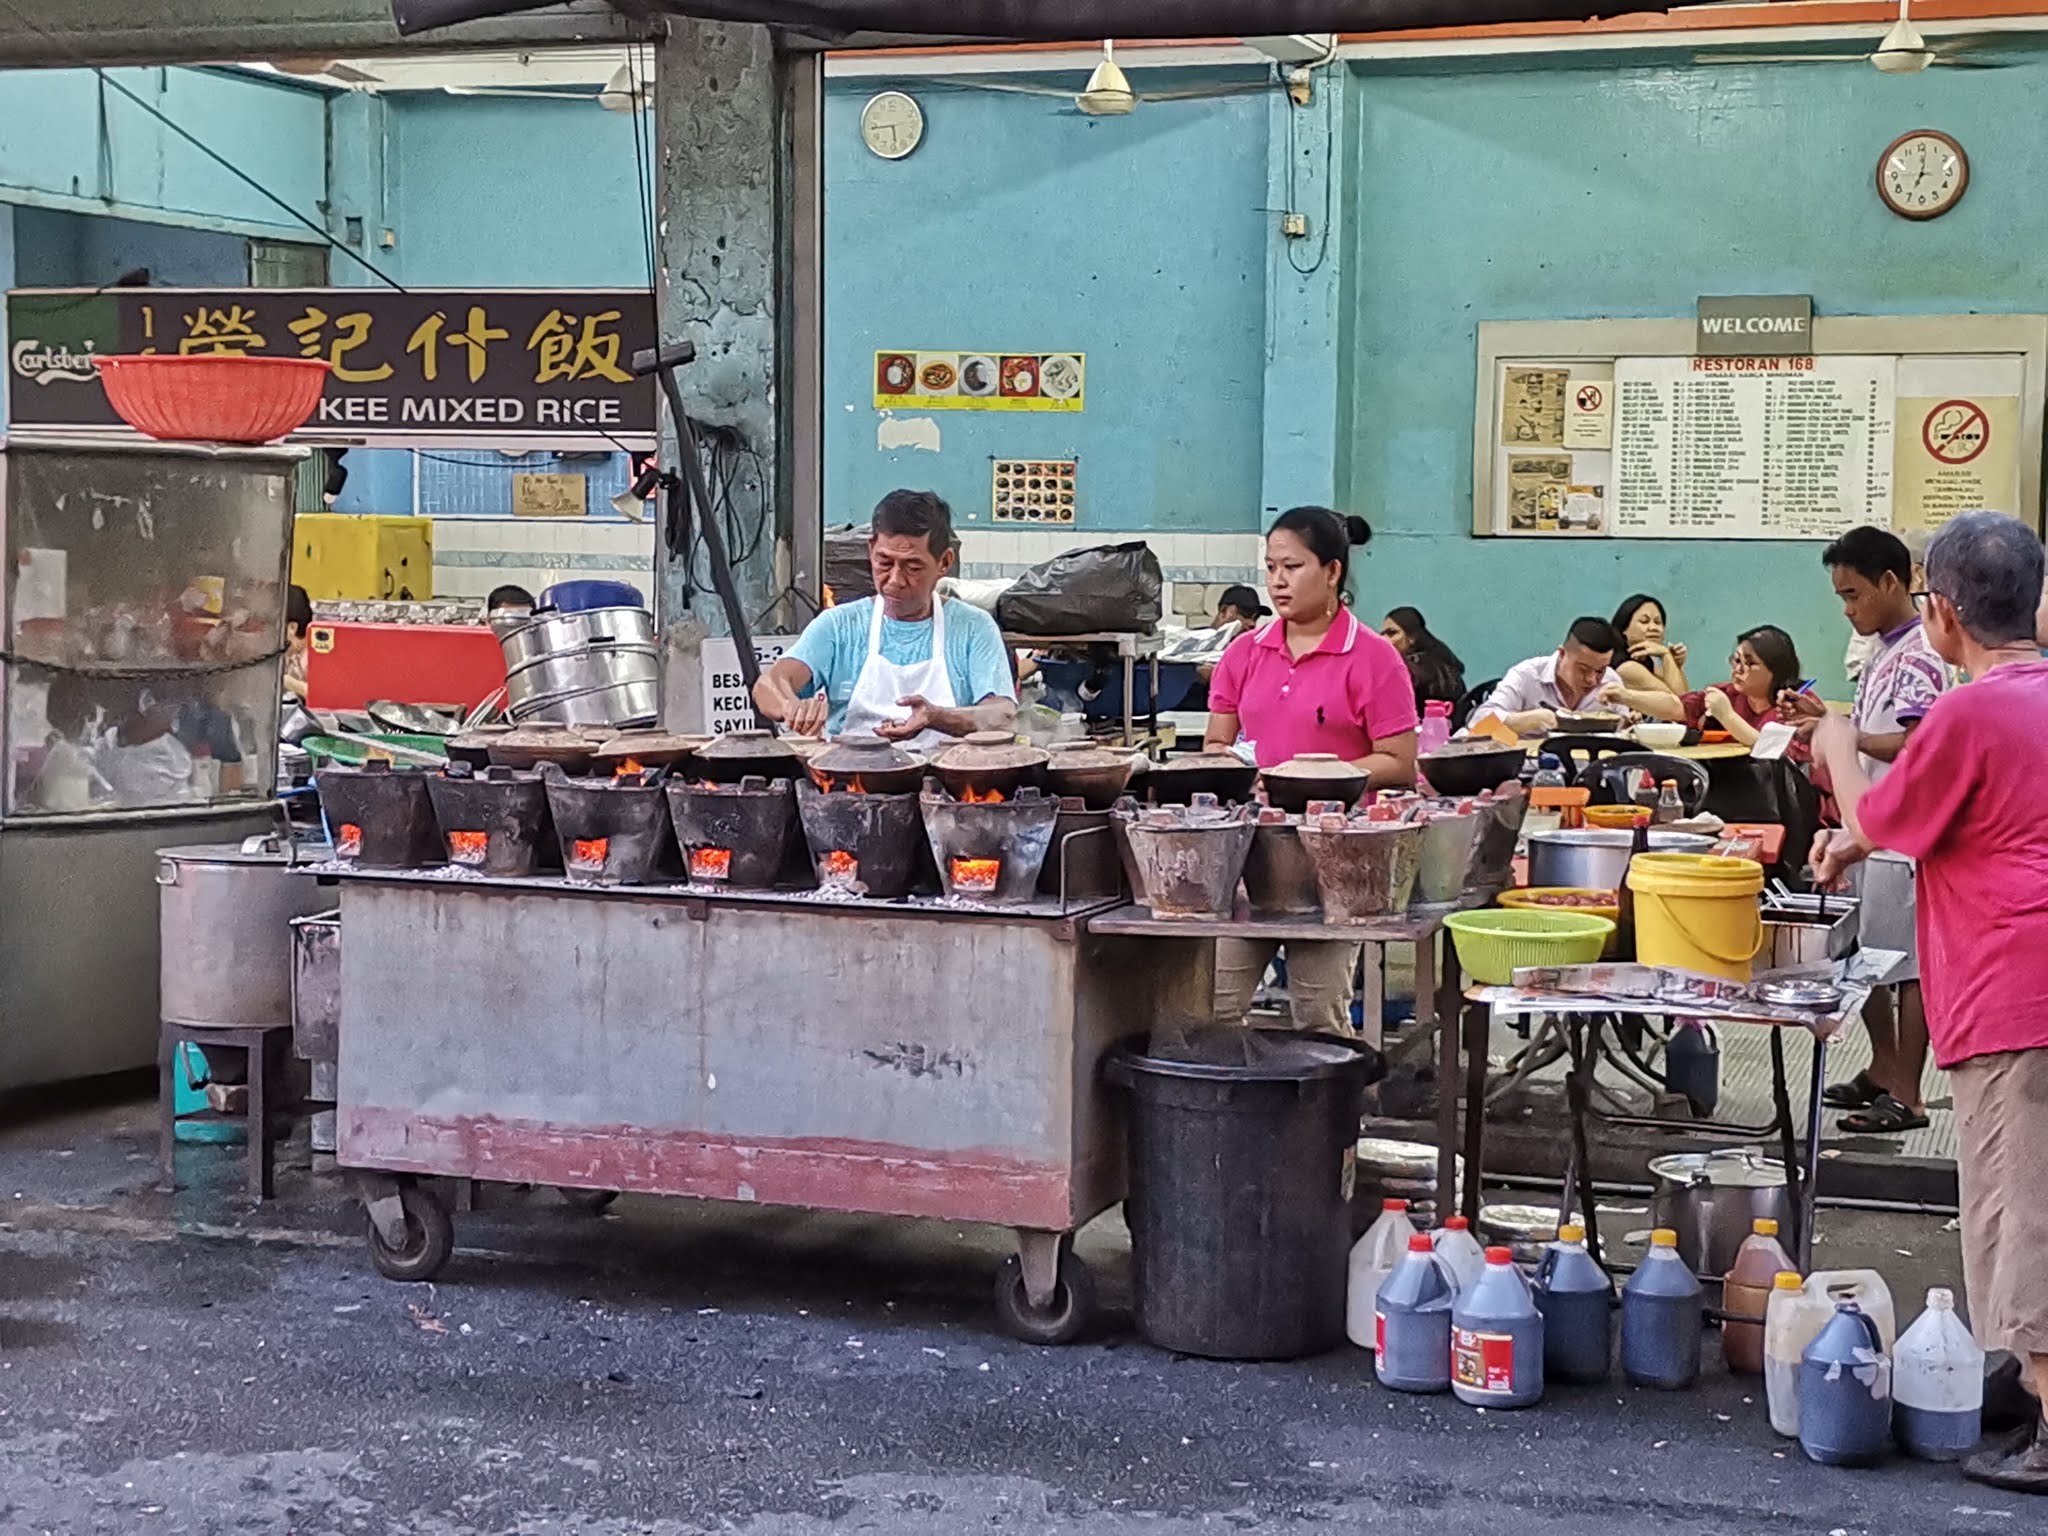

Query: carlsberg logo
11 338 98 385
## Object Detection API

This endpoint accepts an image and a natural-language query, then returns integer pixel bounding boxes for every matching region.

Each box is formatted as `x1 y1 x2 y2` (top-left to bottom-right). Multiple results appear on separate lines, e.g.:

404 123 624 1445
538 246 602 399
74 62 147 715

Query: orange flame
447 830 489 865
569 837 610 870
960 784 1006 804
614 757 646 780
950 856 1002 894
814 774 868 795
337 823 363 858
689 847 733 881
820 849 859 883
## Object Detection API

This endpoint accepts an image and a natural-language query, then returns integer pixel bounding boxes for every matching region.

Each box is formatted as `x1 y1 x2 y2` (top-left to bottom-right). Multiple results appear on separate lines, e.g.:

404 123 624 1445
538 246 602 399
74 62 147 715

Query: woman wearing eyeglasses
1604 624 1805 749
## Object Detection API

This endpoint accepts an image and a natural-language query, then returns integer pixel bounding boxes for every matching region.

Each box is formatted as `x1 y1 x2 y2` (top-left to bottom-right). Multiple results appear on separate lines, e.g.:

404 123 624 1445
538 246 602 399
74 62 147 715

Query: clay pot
694 727 804 783
445 727 509 770
805 733 929 795
1260 752 1369 813
1146 749 1258 806
932 730 1050 801
1040 742 1141 810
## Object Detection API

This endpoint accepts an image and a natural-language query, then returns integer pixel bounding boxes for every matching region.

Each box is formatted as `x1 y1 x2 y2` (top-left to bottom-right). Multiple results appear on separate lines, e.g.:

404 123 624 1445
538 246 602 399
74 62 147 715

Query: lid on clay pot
779 733 827 760
1151 748 1255 777
808 732 927 777
1263 752 1367 786
1045 741 1142 771
592 730 708 766
486 727 602 769
933 730 1049 773
695 728 801 766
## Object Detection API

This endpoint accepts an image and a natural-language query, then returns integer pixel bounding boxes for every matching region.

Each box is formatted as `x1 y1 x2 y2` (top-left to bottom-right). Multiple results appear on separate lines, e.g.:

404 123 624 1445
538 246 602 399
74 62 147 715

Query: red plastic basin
92 354 332 444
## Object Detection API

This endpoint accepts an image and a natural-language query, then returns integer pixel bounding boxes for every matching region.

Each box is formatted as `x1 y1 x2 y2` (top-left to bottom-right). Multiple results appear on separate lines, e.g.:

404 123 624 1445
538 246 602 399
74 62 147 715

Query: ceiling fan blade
1691 52 1869 64
1931 55 2008 67
926 76 1076 99
1136 81 1274 103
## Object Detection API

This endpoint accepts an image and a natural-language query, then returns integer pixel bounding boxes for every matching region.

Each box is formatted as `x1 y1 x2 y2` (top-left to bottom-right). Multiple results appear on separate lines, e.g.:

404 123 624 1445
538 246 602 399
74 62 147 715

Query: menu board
1611 356 1896 540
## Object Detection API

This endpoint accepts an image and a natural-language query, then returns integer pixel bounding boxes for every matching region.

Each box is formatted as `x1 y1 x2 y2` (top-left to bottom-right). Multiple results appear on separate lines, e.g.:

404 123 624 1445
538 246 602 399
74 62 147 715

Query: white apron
840 596 958 754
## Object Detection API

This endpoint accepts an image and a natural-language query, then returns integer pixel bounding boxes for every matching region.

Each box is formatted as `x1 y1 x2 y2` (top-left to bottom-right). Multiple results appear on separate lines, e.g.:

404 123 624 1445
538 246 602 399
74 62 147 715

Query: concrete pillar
652 21 821 729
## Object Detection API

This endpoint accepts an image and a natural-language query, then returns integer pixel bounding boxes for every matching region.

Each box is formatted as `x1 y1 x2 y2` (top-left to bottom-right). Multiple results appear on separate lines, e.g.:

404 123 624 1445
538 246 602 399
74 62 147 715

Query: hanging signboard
4 287 658 448
1695 295 1814 358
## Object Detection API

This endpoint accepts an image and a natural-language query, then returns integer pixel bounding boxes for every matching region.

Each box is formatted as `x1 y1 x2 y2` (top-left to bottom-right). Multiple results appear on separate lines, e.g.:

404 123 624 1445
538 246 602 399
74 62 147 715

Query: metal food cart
326 869 1198 1342
0 437 299 1090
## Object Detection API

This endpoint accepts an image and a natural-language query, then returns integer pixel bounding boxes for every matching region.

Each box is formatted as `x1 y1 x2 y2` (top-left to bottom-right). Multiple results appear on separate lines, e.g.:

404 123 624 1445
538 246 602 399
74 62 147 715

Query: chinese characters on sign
5 288 658 446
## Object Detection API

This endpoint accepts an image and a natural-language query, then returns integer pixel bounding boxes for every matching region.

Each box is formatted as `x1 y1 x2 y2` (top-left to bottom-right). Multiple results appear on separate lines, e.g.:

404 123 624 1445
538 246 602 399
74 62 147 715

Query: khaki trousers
1213 938 1362 1037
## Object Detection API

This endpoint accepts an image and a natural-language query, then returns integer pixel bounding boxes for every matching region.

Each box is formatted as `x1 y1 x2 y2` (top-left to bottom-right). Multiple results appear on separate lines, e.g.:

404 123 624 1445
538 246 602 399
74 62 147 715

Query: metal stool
158 1022 296 1202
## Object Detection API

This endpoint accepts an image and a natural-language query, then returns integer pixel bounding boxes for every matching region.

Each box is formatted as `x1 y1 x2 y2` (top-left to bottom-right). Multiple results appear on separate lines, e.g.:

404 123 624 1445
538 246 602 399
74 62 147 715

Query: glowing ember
950 856 1002 894
336 823 363 858
820 849 860 884
960 784 1006 804
447 830 489 865
569 837 611 870
688 847 733 881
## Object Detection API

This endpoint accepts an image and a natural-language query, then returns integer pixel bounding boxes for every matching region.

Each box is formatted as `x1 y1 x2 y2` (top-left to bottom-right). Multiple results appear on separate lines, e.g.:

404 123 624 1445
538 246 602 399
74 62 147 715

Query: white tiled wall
429 516 659 605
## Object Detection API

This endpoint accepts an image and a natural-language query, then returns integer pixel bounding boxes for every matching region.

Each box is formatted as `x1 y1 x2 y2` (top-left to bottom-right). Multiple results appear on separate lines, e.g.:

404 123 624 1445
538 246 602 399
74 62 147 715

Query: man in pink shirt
1813 511 2048 1493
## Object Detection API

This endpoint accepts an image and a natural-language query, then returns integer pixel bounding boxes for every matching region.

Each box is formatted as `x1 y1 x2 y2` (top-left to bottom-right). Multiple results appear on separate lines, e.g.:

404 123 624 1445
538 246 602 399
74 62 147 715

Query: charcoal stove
795 778 931 898
425 764 556 875
1036 801 1125 904
317 760 443 869
541 763 677 885
666 775 803 889
1113 794 1256 918
920 784 1059 904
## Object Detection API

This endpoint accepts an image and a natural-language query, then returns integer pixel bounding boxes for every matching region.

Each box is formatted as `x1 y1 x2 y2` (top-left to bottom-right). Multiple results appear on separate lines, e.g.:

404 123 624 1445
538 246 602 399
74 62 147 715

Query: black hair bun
1344 515 1372 548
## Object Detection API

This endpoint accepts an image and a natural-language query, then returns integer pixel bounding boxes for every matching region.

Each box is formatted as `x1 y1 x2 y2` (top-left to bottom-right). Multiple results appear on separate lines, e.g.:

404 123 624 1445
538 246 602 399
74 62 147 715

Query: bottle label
1374 1310 1386 1364
1453 1327 1519 1395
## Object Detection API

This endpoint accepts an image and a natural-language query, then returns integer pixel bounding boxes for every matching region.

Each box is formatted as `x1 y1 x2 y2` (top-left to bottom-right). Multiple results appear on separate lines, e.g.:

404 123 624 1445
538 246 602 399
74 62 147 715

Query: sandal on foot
1840 1093 1930 1134
1822 1069 1882 1109
1963 1419 2048 1495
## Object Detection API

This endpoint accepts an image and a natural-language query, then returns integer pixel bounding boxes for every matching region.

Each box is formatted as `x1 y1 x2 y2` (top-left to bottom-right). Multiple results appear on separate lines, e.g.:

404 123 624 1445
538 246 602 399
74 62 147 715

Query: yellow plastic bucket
1626 853 1766 982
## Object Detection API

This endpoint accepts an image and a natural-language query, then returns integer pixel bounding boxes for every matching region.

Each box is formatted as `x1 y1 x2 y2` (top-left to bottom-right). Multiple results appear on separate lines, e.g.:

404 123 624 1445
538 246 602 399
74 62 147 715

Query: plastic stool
158 1022 296 1202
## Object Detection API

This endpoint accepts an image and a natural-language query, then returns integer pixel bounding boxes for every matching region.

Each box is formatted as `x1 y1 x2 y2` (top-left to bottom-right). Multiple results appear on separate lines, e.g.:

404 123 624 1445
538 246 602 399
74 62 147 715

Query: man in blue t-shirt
753 490 1015 752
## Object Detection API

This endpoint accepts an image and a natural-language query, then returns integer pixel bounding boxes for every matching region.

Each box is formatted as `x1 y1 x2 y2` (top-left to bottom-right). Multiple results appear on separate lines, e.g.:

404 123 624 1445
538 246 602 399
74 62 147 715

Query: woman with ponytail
1204 506 1419 1036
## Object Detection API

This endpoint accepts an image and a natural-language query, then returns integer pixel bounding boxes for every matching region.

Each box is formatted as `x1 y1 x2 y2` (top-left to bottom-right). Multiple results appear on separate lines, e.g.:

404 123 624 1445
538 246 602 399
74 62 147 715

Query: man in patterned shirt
1785 526 1950 1134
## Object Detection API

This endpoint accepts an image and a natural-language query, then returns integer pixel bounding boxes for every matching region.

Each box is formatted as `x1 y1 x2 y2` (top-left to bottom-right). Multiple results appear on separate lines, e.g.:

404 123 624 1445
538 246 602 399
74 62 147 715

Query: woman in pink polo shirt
1204 507 1420 1036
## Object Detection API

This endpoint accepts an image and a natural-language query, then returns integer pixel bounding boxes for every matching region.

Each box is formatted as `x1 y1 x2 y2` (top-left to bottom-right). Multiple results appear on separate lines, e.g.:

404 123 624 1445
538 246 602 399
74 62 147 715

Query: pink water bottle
1418 699 1453 758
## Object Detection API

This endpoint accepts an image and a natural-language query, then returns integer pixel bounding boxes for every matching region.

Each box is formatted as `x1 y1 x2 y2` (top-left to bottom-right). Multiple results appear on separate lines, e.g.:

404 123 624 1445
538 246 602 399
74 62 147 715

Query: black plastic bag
823 526 875 602
995 542 1162 636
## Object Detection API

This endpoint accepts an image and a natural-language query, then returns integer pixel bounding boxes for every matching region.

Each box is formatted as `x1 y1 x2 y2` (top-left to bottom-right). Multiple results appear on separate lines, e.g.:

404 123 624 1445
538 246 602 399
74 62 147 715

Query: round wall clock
860 91 924 161
1878 129 1968 220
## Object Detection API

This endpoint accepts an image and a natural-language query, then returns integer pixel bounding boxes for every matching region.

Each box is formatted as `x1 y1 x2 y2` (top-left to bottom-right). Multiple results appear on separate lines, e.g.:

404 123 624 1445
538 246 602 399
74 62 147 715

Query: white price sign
700 635 794 735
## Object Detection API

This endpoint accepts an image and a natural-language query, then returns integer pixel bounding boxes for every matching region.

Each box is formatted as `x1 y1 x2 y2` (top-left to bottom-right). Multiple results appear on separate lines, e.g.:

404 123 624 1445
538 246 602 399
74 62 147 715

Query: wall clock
860 91 924 161
1878 129 1968 220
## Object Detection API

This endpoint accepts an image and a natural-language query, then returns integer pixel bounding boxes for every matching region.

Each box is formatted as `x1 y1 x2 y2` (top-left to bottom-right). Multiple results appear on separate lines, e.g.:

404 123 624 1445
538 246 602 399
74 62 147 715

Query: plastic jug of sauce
1799 1303 1893 1467
1374 1233 1456 1393
1891 1288 1983 1462
1452 1246 1545 1409
1765 1270 1831 1436
1347 1199 1419 1349
1621 1228 1703 1389
1721 1218 1795 1375
1532 1222 1613 1384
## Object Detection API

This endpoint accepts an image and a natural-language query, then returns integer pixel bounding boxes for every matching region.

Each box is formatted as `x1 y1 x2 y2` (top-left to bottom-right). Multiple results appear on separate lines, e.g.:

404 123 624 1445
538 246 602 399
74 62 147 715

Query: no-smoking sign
1576 384 1604 412
1923 399 1990 465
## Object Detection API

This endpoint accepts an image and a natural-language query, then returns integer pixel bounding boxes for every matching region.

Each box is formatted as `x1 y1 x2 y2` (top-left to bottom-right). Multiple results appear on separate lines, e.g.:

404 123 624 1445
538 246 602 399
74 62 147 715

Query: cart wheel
992 1250 1094 1345
554 1187 619 1215
365 1184 454 1282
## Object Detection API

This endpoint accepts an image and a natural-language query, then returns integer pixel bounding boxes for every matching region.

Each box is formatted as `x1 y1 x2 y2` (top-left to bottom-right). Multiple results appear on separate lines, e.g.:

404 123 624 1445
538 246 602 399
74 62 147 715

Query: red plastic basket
92 354 332 444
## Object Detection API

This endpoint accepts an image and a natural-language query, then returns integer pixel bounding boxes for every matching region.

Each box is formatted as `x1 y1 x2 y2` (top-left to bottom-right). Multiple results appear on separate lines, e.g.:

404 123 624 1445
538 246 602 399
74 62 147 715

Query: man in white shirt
1470 617 1626 735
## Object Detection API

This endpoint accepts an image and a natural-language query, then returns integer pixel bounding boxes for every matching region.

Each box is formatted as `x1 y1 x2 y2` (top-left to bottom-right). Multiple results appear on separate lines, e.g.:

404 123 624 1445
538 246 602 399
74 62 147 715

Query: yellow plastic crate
293 513 434 601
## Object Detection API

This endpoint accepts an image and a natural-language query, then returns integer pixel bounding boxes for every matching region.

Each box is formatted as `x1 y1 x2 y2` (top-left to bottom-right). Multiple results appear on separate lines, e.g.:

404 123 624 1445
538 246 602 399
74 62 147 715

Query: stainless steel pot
498 605 655 672
1527 828 1715 893
158 838 330 1029
1647 1147 1792 1277
505 670 662 729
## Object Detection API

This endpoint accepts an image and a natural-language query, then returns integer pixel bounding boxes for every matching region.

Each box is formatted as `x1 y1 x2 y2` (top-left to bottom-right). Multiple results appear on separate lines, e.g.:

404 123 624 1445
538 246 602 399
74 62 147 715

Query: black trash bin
1107 1026 1383 1360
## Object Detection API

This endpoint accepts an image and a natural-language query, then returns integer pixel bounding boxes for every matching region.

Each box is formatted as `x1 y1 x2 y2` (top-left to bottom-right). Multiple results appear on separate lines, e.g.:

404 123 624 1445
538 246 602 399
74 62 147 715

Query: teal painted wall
1340 53 2048 696
0 68 327 239
823 77 1271 536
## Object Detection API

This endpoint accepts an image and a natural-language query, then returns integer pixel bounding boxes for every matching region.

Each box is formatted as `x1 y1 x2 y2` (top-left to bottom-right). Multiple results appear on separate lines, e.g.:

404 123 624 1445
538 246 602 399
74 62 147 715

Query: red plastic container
92 354 331 444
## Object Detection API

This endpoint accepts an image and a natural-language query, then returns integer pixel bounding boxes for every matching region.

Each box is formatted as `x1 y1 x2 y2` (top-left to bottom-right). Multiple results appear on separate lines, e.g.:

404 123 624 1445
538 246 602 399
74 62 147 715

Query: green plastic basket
1443 907 1617 985
301 732 447 768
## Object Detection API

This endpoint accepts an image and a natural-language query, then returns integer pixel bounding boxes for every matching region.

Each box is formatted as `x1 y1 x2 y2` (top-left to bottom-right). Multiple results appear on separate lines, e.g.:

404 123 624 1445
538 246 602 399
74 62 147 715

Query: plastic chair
1582 753 1711 816
1543 735 1637 783
1456 678 1501 729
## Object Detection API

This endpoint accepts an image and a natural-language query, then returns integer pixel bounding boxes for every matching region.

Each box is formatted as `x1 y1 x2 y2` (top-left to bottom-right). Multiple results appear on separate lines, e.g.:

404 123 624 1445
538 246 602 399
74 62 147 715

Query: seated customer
1471 618 1625 736
1380 605 1467 711
1611 593 1691 697
1608 624 1804 749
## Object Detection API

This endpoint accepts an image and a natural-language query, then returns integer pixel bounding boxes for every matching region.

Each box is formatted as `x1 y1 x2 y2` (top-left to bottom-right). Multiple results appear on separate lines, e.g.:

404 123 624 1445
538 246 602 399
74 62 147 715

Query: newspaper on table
1476 948 1906 1039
